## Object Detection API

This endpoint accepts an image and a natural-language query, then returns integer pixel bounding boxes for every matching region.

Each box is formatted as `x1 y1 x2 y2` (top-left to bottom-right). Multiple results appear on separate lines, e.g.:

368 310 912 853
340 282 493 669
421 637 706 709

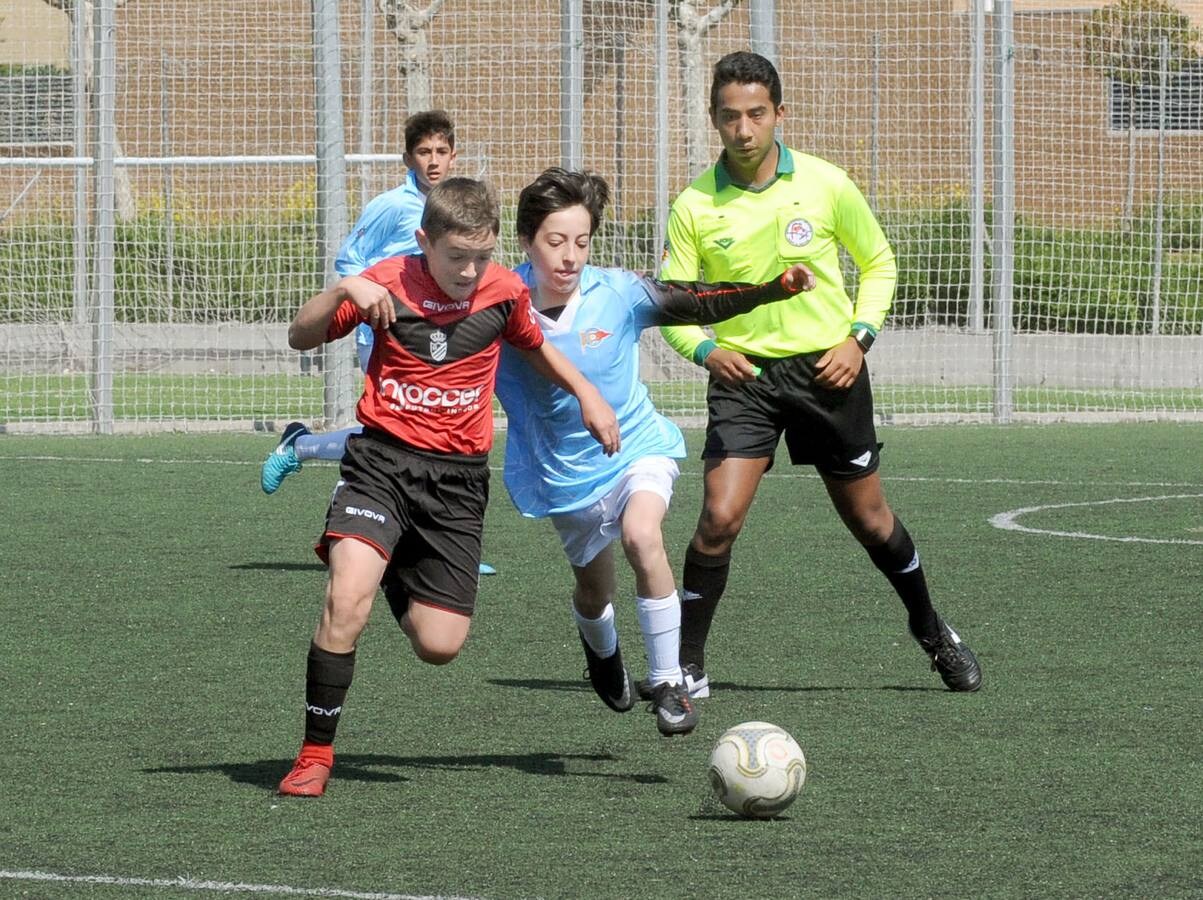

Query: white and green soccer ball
707 721 807 818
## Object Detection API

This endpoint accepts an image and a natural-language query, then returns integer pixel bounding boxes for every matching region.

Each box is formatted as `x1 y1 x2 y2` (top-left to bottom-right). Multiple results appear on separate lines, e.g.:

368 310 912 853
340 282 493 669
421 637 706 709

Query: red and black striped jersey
324 255 544 455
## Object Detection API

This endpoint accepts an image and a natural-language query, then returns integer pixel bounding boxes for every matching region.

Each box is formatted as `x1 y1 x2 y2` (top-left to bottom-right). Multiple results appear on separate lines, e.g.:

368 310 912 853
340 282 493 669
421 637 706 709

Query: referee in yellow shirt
656 51 981 695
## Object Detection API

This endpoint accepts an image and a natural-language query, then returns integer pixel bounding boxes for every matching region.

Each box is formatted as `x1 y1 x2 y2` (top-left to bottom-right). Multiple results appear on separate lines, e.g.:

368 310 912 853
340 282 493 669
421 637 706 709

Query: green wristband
693 339 719 366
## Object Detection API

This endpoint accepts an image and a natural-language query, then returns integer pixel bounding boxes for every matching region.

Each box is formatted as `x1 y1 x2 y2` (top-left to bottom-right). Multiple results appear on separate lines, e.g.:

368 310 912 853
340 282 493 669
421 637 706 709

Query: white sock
574 603 618 658
295 426 362 461
636 591 682 687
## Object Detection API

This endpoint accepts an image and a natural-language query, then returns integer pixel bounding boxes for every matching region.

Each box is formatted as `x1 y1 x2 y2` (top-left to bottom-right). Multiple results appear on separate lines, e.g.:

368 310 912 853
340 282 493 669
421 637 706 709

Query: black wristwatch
851 323 877 354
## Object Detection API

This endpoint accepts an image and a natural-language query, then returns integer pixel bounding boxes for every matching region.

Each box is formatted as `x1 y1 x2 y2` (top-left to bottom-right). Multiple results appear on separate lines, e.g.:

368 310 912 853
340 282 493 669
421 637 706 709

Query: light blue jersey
495 264 687 518
335 170 427 369
335 170 425 275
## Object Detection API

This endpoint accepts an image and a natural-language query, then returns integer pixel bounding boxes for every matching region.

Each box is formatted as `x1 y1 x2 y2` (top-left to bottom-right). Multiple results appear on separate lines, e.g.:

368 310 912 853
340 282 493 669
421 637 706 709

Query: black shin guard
864 518 939 642
680 546 731 670
303 642 356 745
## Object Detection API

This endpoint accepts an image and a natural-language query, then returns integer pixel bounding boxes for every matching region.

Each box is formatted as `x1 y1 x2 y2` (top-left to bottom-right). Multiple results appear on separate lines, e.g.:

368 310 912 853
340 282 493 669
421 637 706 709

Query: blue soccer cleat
478 562 497 576
261 421 310 494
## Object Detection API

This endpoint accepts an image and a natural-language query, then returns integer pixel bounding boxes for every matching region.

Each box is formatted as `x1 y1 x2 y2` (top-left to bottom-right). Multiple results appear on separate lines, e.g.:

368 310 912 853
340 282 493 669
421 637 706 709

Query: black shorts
316 428 490 616
702 351 882 480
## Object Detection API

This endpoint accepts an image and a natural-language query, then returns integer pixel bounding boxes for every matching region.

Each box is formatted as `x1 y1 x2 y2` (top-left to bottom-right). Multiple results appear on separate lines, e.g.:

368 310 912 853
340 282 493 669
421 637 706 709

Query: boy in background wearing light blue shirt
261 110 457 493
494 168 814 736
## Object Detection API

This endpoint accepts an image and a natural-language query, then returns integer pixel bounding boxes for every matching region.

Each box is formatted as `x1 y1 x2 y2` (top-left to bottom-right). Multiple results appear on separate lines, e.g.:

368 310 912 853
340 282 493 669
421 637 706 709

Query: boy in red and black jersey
278 178 619 798
336 252 541 455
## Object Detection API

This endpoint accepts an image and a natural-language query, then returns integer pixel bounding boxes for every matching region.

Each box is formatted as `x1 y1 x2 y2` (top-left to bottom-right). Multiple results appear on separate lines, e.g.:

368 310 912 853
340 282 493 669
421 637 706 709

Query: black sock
680 545 731 670
864 518 940 642
303 642 356 746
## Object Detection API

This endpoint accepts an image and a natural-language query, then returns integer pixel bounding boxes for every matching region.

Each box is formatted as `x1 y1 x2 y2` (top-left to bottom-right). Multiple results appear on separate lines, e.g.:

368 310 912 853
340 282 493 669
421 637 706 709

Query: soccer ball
707 721 807 818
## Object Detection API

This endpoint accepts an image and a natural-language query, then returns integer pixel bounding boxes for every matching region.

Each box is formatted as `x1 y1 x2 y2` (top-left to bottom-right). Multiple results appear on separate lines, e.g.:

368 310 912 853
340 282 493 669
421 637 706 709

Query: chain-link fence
1 0 1200 432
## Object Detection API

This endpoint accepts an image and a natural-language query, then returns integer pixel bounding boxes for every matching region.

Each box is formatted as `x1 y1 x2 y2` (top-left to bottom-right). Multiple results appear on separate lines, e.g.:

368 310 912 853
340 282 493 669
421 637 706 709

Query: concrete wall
6 322 1201 388
0 0 68 67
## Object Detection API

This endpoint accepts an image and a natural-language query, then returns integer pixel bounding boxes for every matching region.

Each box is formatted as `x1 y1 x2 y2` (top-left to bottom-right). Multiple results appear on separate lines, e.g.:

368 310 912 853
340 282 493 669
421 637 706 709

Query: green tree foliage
1081 0 1201 223
1081 0 1201 86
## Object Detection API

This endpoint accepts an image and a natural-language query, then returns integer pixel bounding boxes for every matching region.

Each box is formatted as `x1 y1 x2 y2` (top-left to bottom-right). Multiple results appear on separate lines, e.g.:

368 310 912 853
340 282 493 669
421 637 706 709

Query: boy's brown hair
516 168 610 242
421 178 500 242
403 109 455 154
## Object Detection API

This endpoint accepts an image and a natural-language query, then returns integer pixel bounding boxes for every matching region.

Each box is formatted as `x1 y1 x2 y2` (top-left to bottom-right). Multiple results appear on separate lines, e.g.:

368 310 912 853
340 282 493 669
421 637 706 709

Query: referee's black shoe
918 620 982 692
579 634 635 712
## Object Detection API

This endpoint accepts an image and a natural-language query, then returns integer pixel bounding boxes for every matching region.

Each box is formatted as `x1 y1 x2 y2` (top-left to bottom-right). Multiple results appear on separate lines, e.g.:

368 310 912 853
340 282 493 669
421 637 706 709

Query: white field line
0 454 1201 490
0 869 482 900
3 454 1201 544
989 494 1203 545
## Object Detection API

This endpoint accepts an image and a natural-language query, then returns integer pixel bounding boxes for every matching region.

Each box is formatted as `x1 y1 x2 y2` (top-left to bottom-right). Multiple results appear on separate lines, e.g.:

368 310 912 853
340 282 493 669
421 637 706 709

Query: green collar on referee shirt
715 139 794 193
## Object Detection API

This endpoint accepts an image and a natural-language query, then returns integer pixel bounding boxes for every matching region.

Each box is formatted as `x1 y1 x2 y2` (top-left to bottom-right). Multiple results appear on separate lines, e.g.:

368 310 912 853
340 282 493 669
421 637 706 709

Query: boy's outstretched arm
514 342 621 456
288 275 397 350
645 262 816 327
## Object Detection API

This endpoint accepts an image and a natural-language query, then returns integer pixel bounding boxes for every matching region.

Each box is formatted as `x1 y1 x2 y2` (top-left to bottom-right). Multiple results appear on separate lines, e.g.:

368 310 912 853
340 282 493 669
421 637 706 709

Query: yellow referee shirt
660 143 896 361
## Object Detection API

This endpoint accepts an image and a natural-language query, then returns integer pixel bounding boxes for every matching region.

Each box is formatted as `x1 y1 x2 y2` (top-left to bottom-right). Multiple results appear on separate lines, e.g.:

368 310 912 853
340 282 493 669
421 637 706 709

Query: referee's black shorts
316 428 490 617
702 350 882 480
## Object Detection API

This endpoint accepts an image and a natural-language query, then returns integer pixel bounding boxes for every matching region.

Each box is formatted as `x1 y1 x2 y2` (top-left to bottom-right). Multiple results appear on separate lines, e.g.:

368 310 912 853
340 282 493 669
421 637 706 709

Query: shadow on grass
487 677 592 694
688 813 797 822
147 750 667 791
488 677 943 694
229 561 326 572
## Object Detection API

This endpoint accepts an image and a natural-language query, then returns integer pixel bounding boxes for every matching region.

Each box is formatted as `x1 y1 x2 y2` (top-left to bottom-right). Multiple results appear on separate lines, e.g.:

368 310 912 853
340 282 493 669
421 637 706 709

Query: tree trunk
673 1 742 180
380 1 445 116
112 136 137 220
678 24 710 178
402 28 432 113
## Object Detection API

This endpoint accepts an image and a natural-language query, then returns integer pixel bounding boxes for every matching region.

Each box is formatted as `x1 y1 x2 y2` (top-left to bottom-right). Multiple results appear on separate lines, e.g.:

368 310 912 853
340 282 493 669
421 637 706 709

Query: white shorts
550 455 680 568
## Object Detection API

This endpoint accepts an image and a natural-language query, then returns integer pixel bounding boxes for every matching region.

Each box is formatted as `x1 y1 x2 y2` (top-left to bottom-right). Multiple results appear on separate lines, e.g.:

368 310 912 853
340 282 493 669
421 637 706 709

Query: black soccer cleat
636 662 710 701
648 681 700 736
918 620 982 692
579 633 635 712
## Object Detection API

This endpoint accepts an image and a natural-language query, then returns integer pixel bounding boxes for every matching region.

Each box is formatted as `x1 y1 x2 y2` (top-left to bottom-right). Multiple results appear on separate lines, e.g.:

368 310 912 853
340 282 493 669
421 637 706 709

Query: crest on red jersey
430 328 448 362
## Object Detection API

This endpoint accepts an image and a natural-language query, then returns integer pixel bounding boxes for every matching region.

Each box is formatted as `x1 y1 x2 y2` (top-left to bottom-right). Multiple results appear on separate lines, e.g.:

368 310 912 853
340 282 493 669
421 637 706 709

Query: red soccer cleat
278 746 333 797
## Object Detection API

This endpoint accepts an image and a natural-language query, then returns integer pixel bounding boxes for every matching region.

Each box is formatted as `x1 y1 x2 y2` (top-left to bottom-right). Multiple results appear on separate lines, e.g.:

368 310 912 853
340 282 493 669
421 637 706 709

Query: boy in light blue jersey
494 168 814 736
261 110 457 493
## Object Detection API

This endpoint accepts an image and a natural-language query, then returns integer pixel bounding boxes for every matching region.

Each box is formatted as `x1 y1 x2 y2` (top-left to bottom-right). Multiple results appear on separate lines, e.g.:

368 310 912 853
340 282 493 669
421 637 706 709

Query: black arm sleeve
639 273 800 327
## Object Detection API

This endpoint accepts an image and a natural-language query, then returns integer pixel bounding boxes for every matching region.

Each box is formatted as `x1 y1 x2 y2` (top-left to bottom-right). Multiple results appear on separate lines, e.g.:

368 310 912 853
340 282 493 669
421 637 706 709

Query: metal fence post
72 0 89 327
750 1 777 68
970 0 987 333
655 0 669 271
91 0 116 434
560 0 584 170
1152 35 1167 335
991 0 1015 423
312 0 353 427
359 0 375 208
870 30 880 206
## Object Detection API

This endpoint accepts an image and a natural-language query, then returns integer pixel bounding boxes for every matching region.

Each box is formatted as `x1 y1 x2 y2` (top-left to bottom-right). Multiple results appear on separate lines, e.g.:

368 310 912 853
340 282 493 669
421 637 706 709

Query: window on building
0 68 73 148
1109 59 1203 132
